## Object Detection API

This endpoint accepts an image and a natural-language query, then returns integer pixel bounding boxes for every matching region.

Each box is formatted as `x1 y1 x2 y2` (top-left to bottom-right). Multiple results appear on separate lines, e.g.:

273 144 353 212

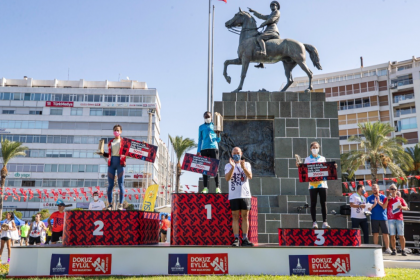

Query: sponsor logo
289 254 350 276
190 163 210 171
308 171 328 177
14 172 31 178
46 101 74 107
50 254 111 275
168 254 228 275
129 148 149 157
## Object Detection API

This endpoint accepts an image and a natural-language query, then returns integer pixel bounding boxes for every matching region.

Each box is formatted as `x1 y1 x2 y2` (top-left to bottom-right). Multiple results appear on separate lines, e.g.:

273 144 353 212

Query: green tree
0 138 28 219
126 204 135 211
70 208 84 211
2 210 23 220
404 144 420 188
169 135 197 193
31 209 50 221
341 122 413 184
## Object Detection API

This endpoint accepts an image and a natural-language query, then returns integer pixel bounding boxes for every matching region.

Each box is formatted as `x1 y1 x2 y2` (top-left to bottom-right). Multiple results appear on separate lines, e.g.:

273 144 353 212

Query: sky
1 0 420 186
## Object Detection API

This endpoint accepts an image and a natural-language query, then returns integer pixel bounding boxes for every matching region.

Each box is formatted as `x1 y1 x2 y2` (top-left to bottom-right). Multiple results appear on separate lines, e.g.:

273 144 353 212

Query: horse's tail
304 44 322 70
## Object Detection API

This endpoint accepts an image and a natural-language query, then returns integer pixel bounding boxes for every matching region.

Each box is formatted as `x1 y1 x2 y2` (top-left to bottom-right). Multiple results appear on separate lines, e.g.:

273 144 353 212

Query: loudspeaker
404 221 420 242
340 204 351 216
410 193 420 202
410 201 420 212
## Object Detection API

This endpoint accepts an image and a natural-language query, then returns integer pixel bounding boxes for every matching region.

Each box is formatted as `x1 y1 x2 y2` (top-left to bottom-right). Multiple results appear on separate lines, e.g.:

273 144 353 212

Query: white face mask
93 196 99 201
204 118 211 124
311 148 319 155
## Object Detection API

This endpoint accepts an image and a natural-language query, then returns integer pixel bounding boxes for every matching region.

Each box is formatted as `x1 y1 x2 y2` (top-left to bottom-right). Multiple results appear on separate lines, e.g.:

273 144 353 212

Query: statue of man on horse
249 1 281 68
224 3 322 93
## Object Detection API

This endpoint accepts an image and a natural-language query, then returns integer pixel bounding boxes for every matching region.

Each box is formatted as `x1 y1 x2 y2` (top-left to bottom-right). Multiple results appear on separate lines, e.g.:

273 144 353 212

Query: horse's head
225 7 255 29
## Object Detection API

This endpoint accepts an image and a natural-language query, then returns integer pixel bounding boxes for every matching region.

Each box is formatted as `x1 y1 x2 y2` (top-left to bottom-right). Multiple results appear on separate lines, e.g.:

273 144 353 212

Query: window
71 108 83 116
90 108 103 116
131 95 142 103
2 110 14 114
399 117 417 131
378 69 387 76
50 108 63 115
104 95 116 102
104 109 116 116
117 95 129 102
29 110 42 115
86 95 103 102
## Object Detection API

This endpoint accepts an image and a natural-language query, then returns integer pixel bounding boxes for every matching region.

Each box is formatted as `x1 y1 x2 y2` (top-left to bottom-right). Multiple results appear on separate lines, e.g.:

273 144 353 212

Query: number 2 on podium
205 204 212 219
93 220 104 236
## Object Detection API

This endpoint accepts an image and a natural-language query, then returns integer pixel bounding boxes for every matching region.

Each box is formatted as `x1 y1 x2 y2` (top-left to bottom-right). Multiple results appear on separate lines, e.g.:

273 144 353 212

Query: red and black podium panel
63 211 159 246
278 228 361 246
171 194 258 246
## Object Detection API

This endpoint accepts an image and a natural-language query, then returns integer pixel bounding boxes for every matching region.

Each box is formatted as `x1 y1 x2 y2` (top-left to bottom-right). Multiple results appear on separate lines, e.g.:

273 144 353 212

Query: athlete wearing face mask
88 191 106 210
298 141 335 229
197 111 221 194
99 124 126 210
349 184 369 244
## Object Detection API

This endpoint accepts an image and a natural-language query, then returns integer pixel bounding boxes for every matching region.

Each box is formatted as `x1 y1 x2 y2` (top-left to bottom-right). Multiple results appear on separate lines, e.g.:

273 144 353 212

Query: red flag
342 193 346 196
411 187 418 194
129 194 132 200
391 178 398 183
358 180 364 185
399 177 405 181
364 192 369 198
350 182 356 189
185 185 190 190
135 194 139 200
379 191 385 195
366 180 372 187
415 176 420 180
403 189 409 194
219 0 227 3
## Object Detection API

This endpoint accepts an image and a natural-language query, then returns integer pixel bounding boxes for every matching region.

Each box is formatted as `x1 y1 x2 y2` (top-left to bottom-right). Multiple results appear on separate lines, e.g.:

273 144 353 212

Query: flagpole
211 5 215 114
207 0 212 112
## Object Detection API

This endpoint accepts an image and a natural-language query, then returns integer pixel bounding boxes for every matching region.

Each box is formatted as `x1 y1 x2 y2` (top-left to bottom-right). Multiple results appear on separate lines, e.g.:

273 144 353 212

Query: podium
171 194 258 245
63 211 159 246
278 228 361 246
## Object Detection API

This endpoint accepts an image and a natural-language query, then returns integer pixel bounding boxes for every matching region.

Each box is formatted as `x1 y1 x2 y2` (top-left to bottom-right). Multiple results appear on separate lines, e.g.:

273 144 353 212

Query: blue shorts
388 220 404 236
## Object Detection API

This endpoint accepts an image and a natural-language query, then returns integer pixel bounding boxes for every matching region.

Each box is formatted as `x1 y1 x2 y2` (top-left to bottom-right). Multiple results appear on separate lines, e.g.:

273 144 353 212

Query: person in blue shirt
367 183 392 254
197 111 221 194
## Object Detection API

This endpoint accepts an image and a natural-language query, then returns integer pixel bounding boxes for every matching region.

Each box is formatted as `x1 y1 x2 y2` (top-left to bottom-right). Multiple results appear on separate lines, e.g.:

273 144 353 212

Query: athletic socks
234 234 240 239
242 234 247 240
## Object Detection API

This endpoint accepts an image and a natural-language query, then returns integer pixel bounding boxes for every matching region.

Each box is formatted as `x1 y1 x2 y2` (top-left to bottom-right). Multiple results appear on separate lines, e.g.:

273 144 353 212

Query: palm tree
405 144 420 188
1 138 28 219
169 135 197 193
341 122 413 184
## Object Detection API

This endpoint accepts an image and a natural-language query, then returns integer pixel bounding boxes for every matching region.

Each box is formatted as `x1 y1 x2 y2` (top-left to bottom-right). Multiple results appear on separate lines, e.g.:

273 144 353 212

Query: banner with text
122 138 158 163
298 162 337 182
50 254 112 276
168 253 228 275
141 184 159 212
181 153 219 177
289 254 350 276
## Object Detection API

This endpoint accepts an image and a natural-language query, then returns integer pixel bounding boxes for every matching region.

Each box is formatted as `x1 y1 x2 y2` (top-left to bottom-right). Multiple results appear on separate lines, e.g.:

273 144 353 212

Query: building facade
0 77 172 219
290 56 420 189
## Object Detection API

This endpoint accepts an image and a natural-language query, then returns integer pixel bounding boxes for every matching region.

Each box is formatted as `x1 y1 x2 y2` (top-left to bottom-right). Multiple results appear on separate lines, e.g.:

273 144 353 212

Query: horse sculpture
224 8 322 93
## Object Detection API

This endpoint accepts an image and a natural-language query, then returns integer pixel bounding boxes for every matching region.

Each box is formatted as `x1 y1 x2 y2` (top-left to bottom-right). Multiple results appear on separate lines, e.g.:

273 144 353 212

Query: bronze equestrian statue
224 4 322 93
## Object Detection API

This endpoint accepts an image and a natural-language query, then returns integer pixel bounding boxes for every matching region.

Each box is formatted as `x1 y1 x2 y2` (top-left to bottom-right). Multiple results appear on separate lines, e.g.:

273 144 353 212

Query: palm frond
1 137 29 167
168 135 197 163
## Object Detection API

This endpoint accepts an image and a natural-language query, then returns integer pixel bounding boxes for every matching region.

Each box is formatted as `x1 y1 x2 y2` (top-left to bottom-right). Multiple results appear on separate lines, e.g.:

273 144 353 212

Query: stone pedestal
202 91 351 244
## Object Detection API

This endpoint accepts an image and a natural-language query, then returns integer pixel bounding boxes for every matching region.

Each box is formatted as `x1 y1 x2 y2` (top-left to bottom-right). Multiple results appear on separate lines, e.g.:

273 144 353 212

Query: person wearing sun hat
48 199 71 244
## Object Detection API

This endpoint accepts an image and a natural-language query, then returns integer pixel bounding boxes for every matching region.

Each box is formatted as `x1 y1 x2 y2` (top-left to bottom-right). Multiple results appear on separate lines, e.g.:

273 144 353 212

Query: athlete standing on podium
197 111 221 194
225 147 254 247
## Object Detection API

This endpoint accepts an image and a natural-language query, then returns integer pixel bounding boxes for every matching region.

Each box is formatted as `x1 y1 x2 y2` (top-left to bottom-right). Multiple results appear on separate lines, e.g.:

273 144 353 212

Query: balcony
394 107 416 117
393 93 414 104
339 116 379 126
391 79 413 89
406 138 419 145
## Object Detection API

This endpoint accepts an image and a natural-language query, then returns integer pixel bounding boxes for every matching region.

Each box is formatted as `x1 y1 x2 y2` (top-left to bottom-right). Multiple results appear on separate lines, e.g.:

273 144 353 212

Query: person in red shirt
383 185 409 256
160 215 171 242
48 199 71 244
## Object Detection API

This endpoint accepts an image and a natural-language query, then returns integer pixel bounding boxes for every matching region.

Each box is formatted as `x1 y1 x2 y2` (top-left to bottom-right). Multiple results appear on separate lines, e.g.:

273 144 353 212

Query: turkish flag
411 187 418 193
135 194 139 200
350 182 356 189
403 189 409 194
219 0 227 3
391 178 398 183
366 180 372 187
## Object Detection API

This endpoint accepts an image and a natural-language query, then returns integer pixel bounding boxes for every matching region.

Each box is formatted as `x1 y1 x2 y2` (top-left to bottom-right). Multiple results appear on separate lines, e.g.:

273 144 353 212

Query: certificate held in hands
181 153 219 177
298 161 338 182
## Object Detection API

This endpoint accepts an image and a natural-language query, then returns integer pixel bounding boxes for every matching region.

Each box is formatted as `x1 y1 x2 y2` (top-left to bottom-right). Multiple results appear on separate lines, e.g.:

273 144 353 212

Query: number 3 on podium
314 230 325 245
205 204 212 219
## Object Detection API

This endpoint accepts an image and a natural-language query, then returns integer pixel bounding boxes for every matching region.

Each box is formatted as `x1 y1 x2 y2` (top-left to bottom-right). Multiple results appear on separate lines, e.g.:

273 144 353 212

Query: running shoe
322 222 331 229
402 251 407 256
232 238 240 247
215 187 222 194
201 187 209 194
312 222 318 229
118 203 123 210
391 250 396 256
384 248 393 254
7 258 10 264
242 239 254 247
107 205 112 211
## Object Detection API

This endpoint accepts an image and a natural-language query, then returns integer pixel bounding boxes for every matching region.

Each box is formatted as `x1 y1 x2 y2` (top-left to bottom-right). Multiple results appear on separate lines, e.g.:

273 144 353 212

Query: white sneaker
384 248 393 254
215 187 222 194
322 222 331 229
312 222 318 229
118 203 123 210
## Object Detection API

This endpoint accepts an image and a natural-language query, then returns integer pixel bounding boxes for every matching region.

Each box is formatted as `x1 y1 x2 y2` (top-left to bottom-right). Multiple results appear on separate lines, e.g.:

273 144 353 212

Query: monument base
9 244 385 277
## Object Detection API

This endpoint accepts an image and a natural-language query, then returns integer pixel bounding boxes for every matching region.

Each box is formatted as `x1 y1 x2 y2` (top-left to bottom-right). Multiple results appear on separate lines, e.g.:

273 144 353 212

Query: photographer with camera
349 184 369 244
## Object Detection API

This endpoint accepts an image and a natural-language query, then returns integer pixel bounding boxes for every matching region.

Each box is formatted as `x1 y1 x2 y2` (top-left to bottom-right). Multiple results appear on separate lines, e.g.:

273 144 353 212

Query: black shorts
371 220 389 234
29 236 41 245
51 231 63 242
230 198 251 211
160 229 167 235
1 237 10 241
21 236 28 240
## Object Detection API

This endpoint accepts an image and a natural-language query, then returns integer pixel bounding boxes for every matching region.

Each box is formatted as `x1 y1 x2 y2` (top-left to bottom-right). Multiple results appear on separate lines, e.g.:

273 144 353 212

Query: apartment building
290 56 420 188
0 77 171 219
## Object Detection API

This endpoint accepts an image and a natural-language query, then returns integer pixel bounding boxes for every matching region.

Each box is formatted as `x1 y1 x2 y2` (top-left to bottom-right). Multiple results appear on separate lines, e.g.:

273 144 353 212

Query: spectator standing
0 212 17 264
29 213 47 245
367 184 391 253
160 215 171 242
383 184 409 256
349 184 369 244
48 199 71 244
20 221 30 246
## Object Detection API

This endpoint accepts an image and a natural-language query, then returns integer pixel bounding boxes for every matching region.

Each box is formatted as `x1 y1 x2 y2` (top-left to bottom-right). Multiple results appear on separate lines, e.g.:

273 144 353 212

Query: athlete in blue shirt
197 111 221 194
367 183 392 254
